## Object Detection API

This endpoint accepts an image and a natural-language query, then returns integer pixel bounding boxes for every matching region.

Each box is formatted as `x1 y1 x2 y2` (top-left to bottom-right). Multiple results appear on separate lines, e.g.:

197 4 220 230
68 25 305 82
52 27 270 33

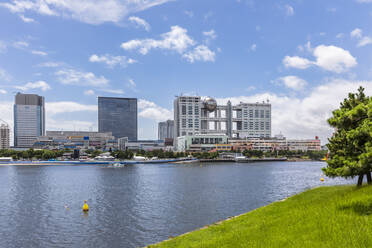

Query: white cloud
350 28 372 47
285 4 294 16
0 89 7 94
0 0 173 25
56 69 109 87
20 14 35 22
100 89 125 94
121 25 195 55
183 45 215 63
357 36 372 47
203 29 217 40
128 16 150 31
0 68 11 81
31 50 47 56
13 41 29 48
283 45 357 73
336 33 344 39
46 101 97 115
313 45 357 73
37 61 63 67
250 44 257 51
283 56 313 69
216 79 372 143
138 99 172 121
15 81 51 91
84 89 95 96
350 28 362 38
89 54 136 68
277 76 308 91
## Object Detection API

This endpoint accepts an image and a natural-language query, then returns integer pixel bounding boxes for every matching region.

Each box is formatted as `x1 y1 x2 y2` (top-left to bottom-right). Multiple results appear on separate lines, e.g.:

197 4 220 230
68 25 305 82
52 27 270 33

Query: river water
0 161 353 248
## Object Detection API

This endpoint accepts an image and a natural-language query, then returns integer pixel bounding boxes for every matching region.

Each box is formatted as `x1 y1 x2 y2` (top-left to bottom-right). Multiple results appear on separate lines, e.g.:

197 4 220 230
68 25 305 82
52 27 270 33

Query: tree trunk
367 172 372 185
357 174 364 187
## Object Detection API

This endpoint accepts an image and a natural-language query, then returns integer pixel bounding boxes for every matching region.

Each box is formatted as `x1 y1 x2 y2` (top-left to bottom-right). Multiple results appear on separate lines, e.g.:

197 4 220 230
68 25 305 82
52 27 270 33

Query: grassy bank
149 185 372 248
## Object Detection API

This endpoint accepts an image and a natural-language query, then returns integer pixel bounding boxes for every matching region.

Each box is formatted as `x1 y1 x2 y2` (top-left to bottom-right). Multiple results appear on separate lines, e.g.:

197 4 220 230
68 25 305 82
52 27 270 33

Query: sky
0 0 371 144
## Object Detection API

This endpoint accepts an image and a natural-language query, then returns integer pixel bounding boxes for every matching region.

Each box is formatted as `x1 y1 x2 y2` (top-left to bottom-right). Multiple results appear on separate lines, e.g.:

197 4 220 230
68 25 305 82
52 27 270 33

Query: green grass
148 185 372 248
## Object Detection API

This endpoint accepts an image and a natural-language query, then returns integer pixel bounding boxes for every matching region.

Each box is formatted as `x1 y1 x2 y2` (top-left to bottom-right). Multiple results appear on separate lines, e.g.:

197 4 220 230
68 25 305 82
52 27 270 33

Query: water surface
0 162 353 247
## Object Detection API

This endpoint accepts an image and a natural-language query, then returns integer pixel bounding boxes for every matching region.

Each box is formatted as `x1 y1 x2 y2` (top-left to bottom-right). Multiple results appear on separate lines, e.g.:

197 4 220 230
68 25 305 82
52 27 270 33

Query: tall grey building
158 120 174 140
14 93 45 148
98 97 137 140
174 95 271 141
0 123 10 149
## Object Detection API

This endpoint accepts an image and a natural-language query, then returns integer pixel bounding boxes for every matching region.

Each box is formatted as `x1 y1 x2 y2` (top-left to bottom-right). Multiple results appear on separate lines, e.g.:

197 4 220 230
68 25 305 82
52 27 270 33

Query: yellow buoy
82 200 89 212
320 178 324 182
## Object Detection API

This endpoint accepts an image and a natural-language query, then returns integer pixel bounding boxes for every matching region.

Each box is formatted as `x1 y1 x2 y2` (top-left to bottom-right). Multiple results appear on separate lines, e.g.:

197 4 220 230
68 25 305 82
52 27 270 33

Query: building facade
176 134 229 152
98 97 138 140
174 96 271 148
119 139 165 151
33 131 116 150
158 120 174 140
0 124 10 149
14 93 45 148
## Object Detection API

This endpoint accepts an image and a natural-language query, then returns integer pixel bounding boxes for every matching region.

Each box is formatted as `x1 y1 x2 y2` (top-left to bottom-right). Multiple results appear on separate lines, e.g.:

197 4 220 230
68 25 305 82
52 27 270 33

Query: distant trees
0 148 65 160
323 87 372 186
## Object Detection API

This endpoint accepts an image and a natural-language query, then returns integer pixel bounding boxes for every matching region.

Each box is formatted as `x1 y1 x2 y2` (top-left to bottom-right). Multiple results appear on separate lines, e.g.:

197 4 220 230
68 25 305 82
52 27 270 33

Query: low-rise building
119 139 165 151
176 134 229 152
33 131 116 150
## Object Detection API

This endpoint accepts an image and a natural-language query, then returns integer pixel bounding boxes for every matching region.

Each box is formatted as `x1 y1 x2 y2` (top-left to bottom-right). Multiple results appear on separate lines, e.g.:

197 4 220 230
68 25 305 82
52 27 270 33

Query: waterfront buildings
173 96 271 146
118 139 166 151
98 97 138 140
0 123 10 149
14 93 45 148
176 134 229 152
33 131 116 150
158 120 174 140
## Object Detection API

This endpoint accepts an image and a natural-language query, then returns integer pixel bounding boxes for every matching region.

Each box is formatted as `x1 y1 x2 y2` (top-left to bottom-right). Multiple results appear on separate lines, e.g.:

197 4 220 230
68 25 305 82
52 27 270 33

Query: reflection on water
0 162 353 248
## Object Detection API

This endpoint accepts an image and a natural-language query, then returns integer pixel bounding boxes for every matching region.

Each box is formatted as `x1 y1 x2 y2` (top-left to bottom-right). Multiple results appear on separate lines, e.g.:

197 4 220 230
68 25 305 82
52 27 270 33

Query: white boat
133 156 147 161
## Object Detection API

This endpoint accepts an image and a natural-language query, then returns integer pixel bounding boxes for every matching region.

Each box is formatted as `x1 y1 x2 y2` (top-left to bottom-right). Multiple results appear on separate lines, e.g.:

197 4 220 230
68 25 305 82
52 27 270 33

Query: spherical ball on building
204 97 217 112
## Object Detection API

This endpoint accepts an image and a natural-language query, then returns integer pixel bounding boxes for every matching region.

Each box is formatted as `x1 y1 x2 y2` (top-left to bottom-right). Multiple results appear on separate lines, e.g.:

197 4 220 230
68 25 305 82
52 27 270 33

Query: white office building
174 95 271 148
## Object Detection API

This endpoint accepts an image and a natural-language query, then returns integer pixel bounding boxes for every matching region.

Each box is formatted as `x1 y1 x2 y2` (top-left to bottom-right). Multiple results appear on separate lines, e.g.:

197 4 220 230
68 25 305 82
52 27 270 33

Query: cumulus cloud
89 54 136 68
15 81 51 91
216 79 372 143
203 29 217 40
138 99 172 121
121 25 196 55
277 76 308 91
0 0 173 25
183 45 215 63
13 41 29 48
351 28 362 38
283 56 313 69
128 16 150 31
56 69 109 87
283 45 357 73
0 89 7 94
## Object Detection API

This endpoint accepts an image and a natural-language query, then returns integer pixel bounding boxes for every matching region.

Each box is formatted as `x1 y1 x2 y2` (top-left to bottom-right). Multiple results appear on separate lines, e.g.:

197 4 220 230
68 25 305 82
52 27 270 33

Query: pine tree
323 87 372 186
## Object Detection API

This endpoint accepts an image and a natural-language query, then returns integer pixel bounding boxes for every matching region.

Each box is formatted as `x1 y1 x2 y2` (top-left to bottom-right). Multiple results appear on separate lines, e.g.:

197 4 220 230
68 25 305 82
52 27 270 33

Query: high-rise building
158 120 174 140
174 95 271 143
0 123 10 149
14 93 45 148
98 97 138 140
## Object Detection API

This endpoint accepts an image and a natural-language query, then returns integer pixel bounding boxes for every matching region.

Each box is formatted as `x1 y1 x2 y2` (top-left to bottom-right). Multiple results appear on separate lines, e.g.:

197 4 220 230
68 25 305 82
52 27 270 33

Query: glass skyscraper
14 93 45 148
98 97 138 141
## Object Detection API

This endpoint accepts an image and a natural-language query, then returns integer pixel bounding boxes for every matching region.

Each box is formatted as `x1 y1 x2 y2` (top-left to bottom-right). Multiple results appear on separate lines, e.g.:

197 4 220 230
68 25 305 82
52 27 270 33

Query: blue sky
0 0 371 143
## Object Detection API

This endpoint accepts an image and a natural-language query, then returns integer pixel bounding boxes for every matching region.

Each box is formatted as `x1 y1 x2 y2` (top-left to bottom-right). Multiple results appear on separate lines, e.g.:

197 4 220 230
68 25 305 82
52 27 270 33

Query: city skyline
0 0 372 143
